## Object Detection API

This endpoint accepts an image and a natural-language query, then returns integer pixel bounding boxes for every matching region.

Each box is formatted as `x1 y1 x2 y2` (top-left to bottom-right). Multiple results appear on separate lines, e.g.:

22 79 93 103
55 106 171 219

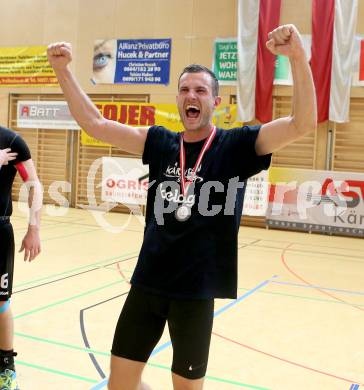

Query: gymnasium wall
1 0 363 209
0 0 239 116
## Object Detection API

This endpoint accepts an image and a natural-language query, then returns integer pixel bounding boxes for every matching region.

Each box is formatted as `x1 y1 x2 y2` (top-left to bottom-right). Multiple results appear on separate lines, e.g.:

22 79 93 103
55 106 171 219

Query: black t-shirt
131 125 271 299
0 126 31 217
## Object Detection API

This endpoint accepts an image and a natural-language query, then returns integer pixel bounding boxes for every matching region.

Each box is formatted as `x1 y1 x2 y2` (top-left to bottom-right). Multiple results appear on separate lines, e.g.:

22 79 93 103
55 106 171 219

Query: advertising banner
352 36 364 87
81 102 243 146
0 46 57 86
17 101 79 129
243 170 270 216
213 35 311 86
101 157 269 215
274 55 292 85
93 39 171 85
101 157 149 205
267 167 364 237
213 38 237 85
273 35 311 85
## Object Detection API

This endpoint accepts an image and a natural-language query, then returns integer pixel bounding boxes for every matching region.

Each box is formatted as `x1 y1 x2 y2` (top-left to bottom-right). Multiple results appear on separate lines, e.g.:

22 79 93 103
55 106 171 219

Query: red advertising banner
267 167 364 238
360 40 364 81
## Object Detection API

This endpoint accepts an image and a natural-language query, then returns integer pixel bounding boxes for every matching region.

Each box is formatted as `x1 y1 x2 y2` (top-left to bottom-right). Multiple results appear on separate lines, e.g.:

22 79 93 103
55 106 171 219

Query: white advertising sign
102 157 149 205
17 101 79 129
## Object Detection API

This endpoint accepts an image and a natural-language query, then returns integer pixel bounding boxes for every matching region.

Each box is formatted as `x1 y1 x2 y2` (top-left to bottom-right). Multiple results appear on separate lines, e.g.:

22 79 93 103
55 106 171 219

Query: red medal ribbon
179 126 216 198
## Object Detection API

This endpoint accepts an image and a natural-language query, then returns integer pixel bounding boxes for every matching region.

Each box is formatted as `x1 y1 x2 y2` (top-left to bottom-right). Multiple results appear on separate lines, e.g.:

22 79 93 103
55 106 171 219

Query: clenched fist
47 42 73 71
266 24 305 60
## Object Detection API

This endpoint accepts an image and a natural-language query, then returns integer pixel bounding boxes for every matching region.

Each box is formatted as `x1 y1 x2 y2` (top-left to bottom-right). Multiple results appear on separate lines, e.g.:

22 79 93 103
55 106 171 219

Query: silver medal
176 127 216 223
175 204 191 222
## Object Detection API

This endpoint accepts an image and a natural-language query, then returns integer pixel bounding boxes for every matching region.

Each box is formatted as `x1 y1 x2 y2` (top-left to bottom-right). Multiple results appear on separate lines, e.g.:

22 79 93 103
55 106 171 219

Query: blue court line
349 384 360 390
91 379 108 390
90 276 274 390
271 280 364 296
152 277 274 356
213 278 274 317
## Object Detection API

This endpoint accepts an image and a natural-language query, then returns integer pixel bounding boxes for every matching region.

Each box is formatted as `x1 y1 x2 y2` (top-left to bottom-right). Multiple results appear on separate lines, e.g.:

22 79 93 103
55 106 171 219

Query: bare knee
108 355 147 390
172 372 204 390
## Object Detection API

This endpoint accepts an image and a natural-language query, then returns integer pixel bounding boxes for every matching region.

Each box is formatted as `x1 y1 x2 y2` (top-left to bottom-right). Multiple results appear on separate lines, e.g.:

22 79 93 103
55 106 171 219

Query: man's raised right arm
47 42 147 155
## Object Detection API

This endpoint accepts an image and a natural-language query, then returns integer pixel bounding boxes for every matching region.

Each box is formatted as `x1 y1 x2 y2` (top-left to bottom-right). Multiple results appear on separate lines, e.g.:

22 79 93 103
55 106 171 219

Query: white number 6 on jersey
1 273 8 289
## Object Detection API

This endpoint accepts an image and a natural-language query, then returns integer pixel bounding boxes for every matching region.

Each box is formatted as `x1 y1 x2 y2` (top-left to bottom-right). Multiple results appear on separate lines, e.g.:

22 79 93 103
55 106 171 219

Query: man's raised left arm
255 24 317 156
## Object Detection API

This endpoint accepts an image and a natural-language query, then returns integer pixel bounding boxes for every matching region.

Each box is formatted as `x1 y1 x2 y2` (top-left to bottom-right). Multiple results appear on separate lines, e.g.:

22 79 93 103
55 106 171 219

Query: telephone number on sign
124 66 161 72
122 76 161 82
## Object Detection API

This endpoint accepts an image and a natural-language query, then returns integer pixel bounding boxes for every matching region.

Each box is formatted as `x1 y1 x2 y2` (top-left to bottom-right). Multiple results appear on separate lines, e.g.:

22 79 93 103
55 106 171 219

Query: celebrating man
48 24 316 390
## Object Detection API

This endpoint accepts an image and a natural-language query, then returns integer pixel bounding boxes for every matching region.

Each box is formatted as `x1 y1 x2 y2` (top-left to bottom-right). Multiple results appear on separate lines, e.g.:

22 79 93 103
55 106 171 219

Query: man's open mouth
185 104 200 119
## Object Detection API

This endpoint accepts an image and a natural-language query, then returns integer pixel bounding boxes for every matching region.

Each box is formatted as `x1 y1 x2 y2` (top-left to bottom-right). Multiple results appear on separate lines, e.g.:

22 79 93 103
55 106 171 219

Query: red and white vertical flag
237 0 281 123
237 0 358 124
311 0 358 123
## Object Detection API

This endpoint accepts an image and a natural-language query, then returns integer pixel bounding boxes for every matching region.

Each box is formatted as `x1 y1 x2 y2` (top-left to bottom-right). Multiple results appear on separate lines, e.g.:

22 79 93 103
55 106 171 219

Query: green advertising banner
274 55 292 85
213 38 237 85
274 55 289 79
212 35 311 87
273 35 311 85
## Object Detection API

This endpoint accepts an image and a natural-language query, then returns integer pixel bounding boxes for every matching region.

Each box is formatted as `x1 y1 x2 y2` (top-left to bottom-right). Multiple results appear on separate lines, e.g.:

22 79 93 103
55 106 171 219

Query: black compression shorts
111 285 214 380
0 220 14 301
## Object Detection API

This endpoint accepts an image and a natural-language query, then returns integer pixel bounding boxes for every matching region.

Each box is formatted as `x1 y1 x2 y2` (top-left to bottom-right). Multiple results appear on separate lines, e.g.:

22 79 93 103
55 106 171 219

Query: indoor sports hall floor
9 204 364 390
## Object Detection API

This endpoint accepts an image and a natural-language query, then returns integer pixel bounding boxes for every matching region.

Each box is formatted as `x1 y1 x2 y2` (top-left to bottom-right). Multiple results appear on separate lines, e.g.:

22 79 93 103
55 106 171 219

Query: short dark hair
178 64 219 96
